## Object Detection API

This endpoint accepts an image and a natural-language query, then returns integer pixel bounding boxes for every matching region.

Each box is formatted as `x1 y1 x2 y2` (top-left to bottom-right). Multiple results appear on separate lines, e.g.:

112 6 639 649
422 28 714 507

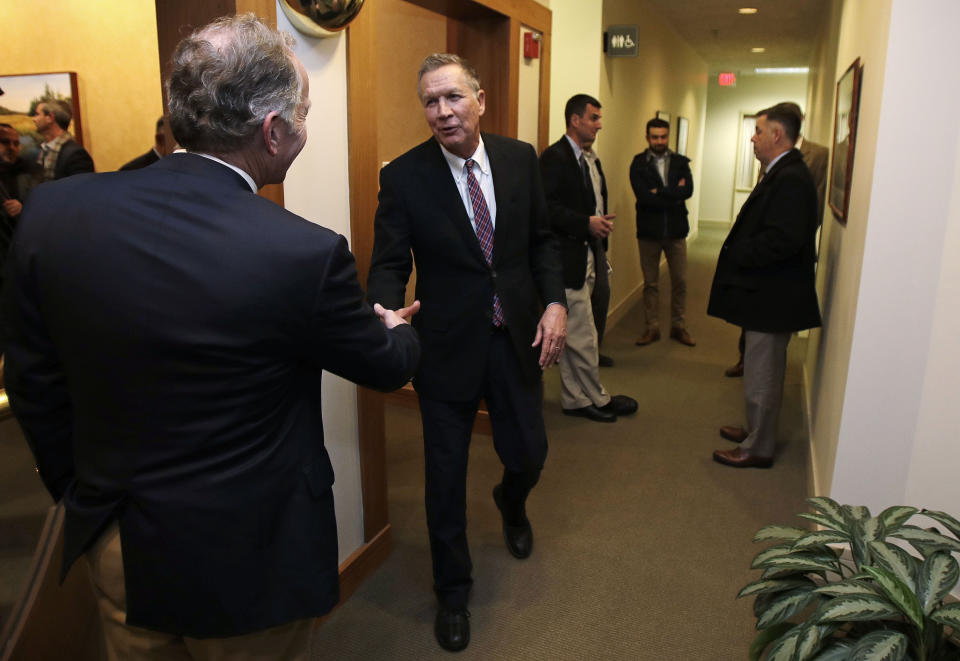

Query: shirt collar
564 134 584 162
765 148 791 173
181 150 258 193
646 147 671 162
440 136 489 178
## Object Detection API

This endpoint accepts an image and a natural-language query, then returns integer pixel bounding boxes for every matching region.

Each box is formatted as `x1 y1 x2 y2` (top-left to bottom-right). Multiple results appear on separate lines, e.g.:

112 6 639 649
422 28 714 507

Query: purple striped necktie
465 159 503 327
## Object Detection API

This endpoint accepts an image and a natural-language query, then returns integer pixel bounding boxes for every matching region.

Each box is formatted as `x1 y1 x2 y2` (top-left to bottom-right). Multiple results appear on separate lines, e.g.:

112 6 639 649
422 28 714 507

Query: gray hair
417 53 481 100
167 13 301 153
39 99 73 130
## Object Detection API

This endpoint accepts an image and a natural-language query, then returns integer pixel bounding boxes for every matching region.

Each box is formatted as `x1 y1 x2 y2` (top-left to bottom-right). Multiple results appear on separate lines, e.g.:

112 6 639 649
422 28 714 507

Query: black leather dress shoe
598 353 614 367
493 485 533 559
562 404 616 422
435 606 470 651
599 394 638 416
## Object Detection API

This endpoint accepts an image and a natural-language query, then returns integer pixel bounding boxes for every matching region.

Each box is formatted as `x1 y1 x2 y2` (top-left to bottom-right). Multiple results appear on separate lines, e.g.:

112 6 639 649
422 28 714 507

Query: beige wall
546 0 603 142
597 0 708 320
1 0 162 172
803 0 960 518
698 73 809 224
517 25 543 147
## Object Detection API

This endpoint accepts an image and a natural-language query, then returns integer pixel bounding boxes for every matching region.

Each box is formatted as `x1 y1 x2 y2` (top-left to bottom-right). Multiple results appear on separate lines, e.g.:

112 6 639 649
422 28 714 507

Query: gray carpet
310 228 811 660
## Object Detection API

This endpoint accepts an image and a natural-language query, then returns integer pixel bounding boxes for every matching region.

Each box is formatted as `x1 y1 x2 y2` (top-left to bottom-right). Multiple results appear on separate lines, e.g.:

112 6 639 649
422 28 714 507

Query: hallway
310 227 812 659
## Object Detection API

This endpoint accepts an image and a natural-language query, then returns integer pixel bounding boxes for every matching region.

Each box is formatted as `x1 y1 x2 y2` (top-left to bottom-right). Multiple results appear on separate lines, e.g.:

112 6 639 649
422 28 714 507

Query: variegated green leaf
756 586 819 629
891 526 960 553
846 629 908 661
917 551 959 615
813 579 878 597
920 509 960 540
799 512 844 531
739 577 815 599
752 544 797 569
794 623 840 661
765 625 802 661
807 497 848 530
815 595 901 623
843 505 872 525
850 521 872 570
868 541 918 592
755 525 811 543
762 566 807 581
929 601 960 629
878 506 918 534
748 621 794 661
810 641 854 660
860 565 924 630
760 554 839 574
793 531 849 550
861 517 885 543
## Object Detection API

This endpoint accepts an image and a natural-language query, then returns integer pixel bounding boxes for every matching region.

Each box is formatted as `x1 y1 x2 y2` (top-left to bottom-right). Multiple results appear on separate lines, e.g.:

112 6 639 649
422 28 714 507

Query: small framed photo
828 58 863 224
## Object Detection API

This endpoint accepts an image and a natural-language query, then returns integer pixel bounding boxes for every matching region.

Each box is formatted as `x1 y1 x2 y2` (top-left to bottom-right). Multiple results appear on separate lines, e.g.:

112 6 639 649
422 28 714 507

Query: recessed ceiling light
754 67 810 74
751 47 766 53
739 7 759 14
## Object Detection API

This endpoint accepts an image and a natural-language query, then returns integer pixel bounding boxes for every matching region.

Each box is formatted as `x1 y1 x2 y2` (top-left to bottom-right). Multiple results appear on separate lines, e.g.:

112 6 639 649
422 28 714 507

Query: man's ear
261 111 283 156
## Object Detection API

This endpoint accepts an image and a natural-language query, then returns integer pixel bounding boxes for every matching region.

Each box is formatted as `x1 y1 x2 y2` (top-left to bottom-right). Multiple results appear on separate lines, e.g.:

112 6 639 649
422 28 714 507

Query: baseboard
383 383 492 435
699 219 732 231
802 361 820 499
606 282 643 333
325 524 392 621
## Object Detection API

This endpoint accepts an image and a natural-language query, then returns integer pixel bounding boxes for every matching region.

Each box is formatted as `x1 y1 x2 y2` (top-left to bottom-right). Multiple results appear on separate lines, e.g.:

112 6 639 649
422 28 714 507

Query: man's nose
437 98 451 116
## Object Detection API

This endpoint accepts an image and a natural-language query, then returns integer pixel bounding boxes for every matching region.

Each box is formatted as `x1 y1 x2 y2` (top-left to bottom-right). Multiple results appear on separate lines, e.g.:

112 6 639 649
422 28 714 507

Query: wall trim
328 524 392 616
606 282 642 333
699 219 732 231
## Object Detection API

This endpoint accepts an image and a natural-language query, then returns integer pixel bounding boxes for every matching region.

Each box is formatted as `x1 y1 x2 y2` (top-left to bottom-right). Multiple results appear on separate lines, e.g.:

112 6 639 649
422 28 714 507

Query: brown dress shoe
669 327 696 346
635 328 661 345
724 361 744 377
719 425 748 443
713 447 773 468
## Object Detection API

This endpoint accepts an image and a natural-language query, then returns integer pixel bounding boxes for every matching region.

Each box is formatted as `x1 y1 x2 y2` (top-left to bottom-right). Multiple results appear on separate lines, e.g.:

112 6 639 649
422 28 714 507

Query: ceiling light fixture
754 67 810 74
751 47 766 53
738 7 759 14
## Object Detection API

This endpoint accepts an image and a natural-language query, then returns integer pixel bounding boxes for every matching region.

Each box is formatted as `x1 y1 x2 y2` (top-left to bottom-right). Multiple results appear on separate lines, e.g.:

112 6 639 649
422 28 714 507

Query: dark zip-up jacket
629 149 693 240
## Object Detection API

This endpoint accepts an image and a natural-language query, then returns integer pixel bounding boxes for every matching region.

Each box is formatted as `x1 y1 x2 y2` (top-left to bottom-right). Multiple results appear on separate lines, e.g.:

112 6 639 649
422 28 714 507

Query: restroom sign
605 25 638 57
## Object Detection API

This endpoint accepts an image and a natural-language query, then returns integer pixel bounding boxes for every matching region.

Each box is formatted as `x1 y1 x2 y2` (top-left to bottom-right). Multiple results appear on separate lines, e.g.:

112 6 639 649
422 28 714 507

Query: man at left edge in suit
3 14 420 659
366 53 566 652
31 98 94 180
539 94 637 423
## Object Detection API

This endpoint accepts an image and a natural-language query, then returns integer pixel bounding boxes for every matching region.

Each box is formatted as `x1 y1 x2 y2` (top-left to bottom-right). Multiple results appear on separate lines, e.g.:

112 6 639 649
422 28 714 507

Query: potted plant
740 497 960 660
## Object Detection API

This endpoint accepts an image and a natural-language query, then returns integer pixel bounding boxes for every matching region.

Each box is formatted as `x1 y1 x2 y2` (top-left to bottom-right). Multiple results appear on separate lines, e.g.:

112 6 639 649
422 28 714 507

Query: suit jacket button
491 270 497 279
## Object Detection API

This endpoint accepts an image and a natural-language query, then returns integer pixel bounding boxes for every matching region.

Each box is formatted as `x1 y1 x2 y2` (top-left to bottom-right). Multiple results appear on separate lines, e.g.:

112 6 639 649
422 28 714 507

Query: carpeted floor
310 228 812 660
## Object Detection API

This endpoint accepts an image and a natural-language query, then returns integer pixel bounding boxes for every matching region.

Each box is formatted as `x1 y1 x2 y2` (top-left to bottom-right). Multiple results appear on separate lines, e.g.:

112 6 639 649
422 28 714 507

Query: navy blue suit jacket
1 153 419 637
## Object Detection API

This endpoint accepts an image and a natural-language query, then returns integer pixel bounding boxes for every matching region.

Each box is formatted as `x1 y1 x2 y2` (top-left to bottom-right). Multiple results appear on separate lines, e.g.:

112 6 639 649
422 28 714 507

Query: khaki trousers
86 523 313 661
559 249 611 409
637 238 687 331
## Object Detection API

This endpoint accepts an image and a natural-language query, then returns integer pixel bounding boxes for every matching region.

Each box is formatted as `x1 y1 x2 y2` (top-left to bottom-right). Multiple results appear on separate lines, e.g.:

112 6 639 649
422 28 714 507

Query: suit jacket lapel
423 139 490 267
486 136 513 266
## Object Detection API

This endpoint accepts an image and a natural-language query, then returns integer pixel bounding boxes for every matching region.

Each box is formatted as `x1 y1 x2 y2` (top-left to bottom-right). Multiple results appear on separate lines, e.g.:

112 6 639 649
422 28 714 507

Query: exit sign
718 72 737 86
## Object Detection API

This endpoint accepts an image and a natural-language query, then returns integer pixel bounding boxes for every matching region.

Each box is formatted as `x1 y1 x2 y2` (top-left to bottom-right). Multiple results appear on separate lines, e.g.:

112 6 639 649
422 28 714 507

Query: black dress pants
418 328 548 608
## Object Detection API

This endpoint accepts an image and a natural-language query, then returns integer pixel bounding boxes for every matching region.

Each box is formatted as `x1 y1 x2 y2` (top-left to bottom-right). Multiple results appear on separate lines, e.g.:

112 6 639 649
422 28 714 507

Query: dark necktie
580 154 596 211
465 159 503 326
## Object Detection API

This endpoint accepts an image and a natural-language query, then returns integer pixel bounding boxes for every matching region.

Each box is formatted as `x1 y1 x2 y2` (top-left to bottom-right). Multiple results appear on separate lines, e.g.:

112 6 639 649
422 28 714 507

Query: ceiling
643 0 829 73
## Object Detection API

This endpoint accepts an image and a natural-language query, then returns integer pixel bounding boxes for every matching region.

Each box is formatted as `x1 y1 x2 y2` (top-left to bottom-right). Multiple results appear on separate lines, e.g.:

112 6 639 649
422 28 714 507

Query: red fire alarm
524 32 540 59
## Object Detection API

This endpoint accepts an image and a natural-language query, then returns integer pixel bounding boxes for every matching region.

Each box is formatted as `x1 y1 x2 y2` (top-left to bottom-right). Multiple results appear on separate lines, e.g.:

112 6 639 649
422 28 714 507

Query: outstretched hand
374 300 420 329
532 304 567 369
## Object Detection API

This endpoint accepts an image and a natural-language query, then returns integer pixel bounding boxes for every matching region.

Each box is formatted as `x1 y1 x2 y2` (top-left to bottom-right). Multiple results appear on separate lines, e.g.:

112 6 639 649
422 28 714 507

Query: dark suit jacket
366 134 565 400
53 138 95 179
799 138 829 220
1 153 419 637
707 148 821 333
119 148 160 171
538 136 607 289
629 149 693 240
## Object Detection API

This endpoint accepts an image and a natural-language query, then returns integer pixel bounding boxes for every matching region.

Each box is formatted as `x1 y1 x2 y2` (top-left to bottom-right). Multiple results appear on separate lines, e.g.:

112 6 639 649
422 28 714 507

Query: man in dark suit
2 15 420 658
119 115 173 171
630 117 696 347
707 102 821 468
366 53 566 652
31 99 94 180
0 123 39 313
539 94 636 423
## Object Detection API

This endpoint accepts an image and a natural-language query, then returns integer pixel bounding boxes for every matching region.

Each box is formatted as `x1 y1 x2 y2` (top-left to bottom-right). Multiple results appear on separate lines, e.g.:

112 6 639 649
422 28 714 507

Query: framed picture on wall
656 110 670 123
676 116 689 156
828 58 863 224
0 72 82 161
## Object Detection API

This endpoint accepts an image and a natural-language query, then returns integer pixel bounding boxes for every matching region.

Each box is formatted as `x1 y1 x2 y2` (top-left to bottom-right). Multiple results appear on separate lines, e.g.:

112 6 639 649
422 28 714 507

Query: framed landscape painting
828 58 862 224
0 72 82 159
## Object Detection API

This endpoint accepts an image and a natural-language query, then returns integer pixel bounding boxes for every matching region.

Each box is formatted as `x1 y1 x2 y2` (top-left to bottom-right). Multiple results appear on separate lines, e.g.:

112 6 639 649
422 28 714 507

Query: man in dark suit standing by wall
31 99 94 180
119 115 173 171
630 117 696 347
366 53 566 652
708 102 821 468
3 14 420 659
539 94 636 423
